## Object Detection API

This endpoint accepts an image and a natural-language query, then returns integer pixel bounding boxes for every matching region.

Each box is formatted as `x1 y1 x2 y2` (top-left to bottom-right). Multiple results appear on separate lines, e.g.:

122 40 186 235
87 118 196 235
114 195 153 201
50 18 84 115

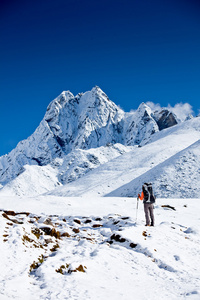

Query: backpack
142 183 156 203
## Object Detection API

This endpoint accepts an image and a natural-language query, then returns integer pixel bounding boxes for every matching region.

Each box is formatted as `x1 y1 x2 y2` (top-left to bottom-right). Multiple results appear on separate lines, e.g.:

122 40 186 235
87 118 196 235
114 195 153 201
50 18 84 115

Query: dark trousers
144 203 154 226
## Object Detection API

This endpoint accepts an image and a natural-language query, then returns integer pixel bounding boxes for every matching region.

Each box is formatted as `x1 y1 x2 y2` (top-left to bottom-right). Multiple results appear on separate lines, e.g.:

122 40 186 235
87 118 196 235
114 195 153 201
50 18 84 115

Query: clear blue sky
0 0 200 156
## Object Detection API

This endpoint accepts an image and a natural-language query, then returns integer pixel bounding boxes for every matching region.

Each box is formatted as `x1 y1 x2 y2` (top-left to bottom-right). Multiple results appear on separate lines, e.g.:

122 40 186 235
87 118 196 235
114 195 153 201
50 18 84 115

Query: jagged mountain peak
91 85 103 94
45 87 124 140
77 86 119 111
135 102 155 124
0 87 125 185
90 86 113 103
137 102 152 115
48 90 74 108
45 86 118 116
45 90 75 122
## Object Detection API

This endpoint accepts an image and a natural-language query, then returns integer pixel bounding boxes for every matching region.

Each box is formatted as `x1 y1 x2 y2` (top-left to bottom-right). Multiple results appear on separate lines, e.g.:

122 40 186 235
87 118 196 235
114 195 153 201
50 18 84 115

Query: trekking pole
135 197 139 224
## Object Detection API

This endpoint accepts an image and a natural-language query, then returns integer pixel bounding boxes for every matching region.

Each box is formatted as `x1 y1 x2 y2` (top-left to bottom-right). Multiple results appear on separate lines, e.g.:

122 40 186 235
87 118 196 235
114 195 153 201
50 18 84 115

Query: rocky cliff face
0 86 180 188
154 109 178 130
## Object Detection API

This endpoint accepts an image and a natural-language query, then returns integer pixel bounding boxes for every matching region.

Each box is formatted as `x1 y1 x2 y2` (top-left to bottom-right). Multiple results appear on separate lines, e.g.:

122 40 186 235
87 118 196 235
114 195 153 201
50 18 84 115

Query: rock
130 243 137 248
155 110 178 130
110 234 126 243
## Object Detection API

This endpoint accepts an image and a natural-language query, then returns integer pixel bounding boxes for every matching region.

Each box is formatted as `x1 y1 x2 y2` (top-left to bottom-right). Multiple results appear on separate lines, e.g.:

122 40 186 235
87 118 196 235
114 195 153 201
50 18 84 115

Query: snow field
0 196 200 299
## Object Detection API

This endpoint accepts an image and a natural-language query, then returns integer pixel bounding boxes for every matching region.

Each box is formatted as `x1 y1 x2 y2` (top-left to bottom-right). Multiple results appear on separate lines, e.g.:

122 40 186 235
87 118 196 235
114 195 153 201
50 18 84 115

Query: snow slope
0 144 133 197
109 139 200 198
47 117 200 198
0 196 200 300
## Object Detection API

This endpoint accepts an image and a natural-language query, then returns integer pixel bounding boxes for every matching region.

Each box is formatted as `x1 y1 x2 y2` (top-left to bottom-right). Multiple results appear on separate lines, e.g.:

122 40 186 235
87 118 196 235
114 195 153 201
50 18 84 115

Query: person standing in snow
138 183 155 226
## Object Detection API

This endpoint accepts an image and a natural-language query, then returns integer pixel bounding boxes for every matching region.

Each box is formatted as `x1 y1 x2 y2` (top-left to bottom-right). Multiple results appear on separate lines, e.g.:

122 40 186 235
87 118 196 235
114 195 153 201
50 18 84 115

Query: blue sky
0 0 200 156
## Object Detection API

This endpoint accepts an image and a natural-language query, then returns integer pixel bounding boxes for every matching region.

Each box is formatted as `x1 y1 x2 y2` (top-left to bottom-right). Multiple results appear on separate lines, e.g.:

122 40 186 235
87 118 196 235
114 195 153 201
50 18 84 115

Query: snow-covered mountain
0 86 198 198
0 87 156 186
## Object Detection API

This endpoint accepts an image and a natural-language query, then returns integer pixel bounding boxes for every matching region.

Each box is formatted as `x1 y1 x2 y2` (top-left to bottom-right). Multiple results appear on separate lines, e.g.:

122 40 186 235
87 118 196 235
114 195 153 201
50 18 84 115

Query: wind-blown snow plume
168 102 193 121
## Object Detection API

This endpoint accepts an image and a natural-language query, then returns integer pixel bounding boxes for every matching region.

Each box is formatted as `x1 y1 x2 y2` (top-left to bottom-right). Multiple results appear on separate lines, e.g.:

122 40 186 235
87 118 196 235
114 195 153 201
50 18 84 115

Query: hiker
138 183 155 226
